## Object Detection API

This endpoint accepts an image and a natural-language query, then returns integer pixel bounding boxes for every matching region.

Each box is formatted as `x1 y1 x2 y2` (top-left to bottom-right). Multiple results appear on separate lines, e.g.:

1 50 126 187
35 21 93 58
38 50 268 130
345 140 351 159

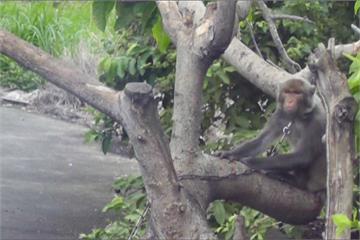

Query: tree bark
309 40 358 240
120 83 216 239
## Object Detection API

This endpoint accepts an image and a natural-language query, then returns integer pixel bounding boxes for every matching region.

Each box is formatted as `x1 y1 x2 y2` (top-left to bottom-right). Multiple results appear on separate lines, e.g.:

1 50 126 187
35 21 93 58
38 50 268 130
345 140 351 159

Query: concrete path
0 107 139 240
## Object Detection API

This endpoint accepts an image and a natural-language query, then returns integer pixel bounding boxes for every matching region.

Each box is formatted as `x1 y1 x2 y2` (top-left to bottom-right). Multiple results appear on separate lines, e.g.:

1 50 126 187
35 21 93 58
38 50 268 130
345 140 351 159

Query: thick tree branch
191 0 237 59
0 29 121 120
160 1 237 165
309 40 357 240
223 38 292 98
332 40 360 58
207 0 237 58
351 24 360 36
120 83 215 239
256 0 301 73
156 1 184 44
178 1 206 26
224 38 360 98
180 154 323 224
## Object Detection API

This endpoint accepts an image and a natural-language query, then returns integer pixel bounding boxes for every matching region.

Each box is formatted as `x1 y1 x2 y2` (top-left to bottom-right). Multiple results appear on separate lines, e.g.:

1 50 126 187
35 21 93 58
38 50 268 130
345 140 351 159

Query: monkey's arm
215 114 283 160
240 151 313 171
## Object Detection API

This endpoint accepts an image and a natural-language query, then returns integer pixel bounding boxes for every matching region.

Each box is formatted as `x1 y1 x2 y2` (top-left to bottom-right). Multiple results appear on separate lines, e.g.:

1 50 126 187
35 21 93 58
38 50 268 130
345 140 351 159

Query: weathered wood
309 40 358 240
0 30 121 121
120 83 216 239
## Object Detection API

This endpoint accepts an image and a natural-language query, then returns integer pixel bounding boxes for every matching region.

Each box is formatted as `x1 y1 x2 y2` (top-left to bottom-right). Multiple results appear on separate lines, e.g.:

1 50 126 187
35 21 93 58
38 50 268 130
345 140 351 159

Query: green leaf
102 196 124 212
92 0 115 31
217 71 231 85
355 0 360 14
114 1 134 30
332 214 352 237
115 56 130 78
124 213 141 223
137 51 152 76
98 56 112 73
126 43 147 56
84 130 99 143
152 16 171 53
101 136 112 154
128 58 137 76
223 66 236 73
212 201 227 225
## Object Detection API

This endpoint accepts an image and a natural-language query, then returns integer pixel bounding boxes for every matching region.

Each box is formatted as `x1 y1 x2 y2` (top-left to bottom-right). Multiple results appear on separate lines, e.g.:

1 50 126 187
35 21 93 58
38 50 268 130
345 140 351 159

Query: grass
0 1 101 91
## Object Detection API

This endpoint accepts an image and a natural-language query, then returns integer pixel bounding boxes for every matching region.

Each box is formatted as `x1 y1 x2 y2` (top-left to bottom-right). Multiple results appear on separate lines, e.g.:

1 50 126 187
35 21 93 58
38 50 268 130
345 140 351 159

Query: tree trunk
309 40 358 240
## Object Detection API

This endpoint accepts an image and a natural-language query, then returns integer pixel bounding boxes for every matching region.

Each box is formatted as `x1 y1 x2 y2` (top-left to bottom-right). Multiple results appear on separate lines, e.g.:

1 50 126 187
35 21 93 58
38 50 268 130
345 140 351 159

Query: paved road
0 107 139 240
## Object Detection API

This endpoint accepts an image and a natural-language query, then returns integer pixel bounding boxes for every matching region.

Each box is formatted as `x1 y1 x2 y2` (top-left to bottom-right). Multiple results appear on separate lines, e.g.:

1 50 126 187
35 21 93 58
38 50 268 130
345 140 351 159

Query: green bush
0 1 99 91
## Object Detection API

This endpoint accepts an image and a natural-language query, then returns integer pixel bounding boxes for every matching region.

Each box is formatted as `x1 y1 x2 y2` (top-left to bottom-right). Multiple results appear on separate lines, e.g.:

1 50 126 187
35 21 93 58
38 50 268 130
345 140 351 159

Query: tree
0 1 359 239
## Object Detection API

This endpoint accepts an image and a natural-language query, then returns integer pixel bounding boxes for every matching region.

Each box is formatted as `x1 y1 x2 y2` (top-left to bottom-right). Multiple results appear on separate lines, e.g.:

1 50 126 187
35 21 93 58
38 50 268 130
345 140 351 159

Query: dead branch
295 40 360 81
247 20 264 58
351 24 360 36
309 40 358 240
0 30 120 120
256 0 301 73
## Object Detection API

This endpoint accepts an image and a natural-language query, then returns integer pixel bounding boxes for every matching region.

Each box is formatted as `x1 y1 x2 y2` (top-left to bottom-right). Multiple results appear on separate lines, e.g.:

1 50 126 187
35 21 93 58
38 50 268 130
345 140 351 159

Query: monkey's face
278 79 315 116
282 91 303 114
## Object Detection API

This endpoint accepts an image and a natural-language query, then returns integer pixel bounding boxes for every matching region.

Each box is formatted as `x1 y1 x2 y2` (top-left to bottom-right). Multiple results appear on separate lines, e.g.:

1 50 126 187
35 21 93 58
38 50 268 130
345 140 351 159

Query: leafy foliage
92 0 115 32
0 1 99 91
332 213 360 237
344 54 360 154
80 176 147 240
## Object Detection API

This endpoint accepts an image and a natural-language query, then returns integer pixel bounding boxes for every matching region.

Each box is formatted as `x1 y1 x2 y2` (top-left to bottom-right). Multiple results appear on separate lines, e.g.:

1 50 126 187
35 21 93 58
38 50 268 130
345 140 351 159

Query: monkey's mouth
284 105 297 112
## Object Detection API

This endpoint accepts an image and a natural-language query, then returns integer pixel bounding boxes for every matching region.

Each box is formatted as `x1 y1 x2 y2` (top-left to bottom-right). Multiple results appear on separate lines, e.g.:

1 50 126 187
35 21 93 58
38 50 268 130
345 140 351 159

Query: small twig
272 14 314 24
256 0 301 73
266 59 285 72
128 202 150 240
247 20 264 58
351 24 360 36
